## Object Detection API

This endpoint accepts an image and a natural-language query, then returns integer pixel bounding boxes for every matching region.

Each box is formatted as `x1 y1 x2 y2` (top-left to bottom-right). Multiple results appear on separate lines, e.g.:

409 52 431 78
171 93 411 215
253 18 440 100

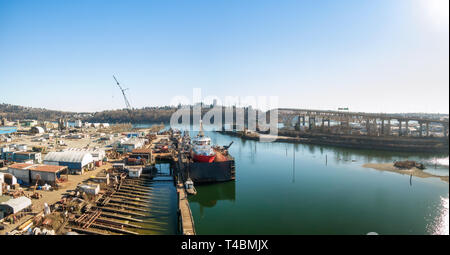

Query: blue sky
0 0 448 113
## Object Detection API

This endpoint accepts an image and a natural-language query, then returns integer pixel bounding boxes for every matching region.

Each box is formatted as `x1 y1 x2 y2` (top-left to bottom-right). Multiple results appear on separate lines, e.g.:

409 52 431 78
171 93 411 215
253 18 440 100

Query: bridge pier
309 116 316 130
405 120 409 136
387 119 391 136
366 119 370 136
279 110 448 139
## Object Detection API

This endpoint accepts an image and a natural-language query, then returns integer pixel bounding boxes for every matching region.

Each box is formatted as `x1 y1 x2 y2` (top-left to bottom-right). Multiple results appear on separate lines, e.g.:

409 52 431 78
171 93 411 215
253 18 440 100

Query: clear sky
0 0 448 113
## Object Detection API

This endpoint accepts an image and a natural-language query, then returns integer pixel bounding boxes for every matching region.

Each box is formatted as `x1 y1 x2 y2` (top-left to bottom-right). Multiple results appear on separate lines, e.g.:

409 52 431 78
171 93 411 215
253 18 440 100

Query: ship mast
199 120 204 137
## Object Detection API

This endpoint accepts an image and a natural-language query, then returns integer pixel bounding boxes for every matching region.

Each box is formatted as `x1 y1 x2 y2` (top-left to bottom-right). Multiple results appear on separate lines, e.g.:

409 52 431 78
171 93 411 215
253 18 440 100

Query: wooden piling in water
101 203 151 213
88 222 139 235
100 212 143 222
69 227 109 235
93 206 148 217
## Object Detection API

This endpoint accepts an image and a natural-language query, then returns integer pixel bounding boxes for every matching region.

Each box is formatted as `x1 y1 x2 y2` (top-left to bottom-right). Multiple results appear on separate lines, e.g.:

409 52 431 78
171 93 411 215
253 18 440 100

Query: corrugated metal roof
30 165 67 173
14 151 39 155
9 163 34 169
44 151 93 164
8 163 66 173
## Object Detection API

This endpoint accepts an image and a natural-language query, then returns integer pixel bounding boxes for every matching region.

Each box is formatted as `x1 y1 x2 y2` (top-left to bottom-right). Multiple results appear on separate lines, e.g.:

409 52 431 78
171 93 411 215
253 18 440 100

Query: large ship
175 121 235 184
191 121 216 163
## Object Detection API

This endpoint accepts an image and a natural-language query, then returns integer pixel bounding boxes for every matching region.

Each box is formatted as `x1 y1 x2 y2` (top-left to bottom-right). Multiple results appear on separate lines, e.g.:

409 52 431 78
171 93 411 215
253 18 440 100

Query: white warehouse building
44 151 94 174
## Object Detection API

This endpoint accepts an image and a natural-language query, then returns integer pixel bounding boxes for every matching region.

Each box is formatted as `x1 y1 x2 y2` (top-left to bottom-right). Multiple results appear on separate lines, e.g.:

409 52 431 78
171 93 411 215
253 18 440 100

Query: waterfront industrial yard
0 114 449 235
0 1 448 250
1 116 449 235
0 122 197 235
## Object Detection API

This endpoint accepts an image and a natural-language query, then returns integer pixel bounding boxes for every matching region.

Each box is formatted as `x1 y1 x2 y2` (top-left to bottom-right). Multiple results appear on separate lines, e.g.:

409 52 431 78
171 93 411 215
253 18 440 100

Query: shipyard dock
1 124 235 235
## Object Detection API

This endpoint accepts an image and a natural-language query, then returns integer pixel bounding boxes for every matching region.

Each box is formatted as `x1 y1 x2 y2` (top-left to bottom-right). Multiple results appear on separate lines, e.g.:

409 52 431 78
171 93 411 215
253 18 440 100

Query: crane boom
113 75 132 110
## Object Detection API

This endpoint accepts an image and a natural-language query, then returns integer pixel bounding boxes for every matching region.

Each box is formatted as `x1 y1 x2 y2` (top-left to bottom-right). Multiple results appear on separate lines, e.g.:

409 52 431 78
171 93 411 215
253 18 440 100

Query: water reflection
188 182 236 217
427 196 449 235
133 125 448 234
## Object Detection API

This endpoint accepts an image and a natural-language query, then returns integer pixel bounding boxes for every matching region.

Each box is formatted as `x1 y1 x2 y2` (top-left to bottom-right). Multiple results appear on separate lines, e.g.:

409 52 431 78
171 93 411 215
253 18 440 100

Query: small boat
184 178 197 195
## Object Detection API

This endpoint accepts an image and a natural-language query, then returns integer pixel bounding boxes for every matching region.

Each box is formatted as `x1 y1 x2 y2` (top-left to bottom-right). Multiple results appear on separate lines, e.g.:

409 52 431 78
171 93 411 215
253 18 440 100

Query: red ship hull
193 154 216 163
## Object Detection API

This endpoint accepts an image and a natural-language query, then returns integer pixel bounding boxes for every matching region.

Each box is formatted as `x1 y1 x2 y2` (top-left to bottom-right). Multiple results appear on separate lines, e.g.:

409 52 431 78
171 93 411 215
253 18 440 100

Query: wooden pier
176 183 196 235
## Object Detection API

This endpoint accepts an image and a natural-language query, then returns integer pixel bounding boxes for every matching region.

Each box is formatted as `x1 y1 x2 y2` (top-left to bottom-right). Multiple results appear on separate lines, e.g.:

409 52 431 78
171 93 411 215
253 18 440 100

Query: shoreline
218 131 449 153
362 163 449 183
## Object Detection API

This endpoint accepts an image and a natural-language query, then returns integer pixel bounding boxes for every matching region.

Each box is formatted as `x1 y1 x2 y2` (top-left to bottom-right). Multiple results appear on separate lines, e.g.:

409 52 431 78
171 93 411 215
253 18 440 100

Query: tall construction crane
113 75 133 120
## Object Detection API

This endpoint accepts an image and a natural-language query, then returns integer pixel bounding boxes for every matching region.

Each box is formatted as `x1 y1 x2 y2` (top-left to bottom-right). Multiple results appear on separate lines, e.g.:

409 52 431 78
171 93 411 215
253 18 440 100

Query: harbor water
135 163 178 235
187 131 449 235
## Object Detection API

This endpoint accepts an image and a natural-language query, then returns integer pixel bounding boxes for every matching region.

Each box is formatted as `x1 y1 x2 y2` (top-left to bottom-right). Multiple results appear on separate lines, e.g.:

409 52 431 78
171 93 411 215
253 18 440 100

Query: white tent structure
30 126 45 134
44 151 94 171
0 196 32 218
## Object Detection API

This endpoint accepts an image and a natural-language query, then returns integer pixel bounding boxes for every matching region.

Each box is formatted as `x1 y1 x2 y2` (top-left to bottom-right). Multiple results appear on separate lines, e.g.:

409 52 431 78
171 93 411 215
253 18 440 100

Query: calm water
0 127 17 135
187 131 449 235
135 163 178 235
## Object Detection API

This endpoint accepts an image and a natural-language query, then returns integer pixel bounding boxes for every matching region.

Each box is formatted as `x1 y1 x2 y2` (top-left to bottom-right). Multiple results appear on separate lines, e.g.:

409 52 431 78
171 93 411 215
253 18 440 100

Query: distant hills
1 103 448 124
0 103 176 124
0 103 72 121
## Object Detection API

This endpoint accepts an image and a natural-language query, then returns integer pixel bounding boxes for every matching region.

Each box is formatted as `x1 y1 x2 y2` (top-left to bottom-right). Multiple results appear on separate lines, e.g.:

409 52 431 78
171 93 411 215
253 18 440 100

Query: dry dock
1 128 234 235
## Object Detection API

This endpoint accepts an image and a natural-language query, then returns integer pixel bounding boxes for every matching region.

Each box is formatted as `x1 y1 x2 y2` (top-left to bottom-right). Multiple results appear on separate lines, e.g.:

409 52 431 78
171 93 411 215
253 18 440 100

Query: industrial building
0 172 18 196
7 163 69 186
126 166 142 178
21 119 38 127
0 172 17 186
12 151 42 164
43 151 94 174
130 148 153 162
0 150 42 164
118 138 146 153
74 120 82 128
63 148 105 162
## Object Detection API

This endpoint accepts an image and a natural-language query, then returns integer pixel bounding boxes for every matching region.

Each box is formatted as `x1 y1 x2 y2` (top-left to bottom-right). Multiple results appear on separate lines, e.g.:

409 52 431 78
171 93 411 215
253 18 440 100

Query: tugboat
191 121 216 163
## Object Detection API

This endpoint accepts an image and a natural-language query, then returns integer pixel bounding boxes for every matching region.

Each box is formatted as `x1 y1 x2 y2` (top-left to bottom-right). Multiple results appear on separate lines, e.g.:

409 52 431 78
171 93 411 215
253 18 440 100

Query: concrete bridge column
426 122 429 137
399 121 402 136
346 118 351 134
309 117 315 130
381 119 385 136
366 119 370 136
387 119 391 136
405 120 409 136
419 122 423 137
444 124 448 138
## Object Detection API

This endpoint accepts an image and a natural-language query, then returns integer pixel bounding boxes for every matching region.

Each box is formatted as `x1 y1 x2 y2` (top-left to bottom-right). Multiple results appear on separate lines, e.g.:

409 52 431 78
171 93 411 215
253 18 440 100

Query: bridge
277 108 449 138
